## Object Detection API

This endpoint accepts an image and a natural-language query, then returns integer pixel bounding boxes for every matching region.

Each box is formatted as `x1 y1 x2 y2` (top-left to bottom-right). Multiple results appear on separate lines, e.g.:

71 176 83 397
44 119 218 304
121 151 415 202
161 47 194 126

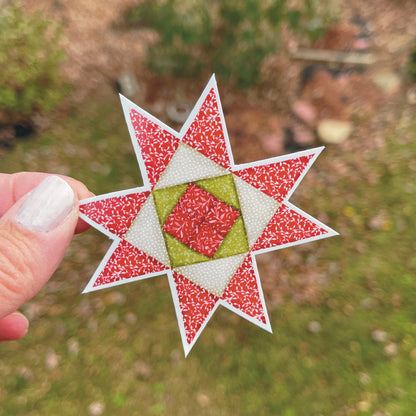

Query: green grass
1 90 416 415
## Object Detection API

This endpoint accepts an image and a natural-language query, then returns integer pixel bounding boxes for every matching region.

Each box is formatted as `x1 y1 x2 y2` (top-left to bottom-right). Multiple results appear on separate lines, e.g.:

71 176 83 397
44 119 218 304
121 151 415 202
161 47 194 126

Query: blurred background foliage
0 3 68 125
408 40 416 81
125 0 327 88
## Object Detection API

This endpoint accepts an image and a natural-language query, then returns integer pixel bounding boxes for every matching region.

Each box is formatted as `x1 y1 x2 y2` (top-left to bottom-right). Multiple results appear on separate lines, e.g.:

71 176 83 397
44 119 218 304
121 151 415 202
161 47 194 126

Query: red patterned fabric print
93 240 168 287
162 184 213 243
175 183 214 219
129 109 180 187
80 191 150 237
233 154 314 202
182 88 231 169
205 199 240 237
172 271 219 344
221 255 266 324
252 203 328 251
188 222 223 258
163 183 240 257
163 210 199 243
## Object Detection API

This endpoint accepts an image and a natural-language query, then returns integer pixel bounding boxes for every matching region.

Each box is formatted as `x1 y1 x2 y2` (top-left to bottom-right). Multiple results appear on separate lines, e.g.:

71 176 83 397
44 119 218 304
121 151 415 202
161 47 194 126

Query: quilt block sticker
79 75 338 356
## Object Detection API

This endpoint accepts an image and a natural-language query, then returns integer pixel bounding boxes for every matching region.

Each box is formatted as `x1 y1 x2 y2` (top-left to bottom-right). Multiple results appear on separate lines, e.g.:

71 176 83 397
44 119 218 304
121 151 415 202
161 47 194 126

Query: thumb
0 175 78 320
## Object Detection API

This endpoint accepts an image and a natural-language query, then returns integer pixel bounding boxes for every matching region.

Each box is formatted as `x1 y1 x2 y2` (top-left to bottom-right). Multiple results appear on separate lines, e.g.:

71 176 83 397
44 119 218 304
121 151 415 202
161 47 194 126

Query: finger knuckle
0 223 36 302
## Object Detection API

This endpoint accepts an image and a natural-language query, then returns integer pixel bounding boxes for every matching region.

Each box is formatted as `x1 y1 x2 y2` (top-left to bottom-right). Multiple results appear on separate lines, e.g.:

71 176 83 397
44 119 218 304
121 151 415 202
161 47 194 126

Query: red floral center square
162 183 240 257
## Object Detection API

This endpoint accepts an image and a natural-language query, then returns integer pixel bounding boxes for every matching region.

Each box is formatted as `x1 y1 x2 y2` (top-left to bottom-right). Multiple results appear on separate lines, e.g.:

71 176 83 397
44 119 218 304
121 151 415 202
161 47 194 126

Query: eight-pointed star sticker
79 75 338 356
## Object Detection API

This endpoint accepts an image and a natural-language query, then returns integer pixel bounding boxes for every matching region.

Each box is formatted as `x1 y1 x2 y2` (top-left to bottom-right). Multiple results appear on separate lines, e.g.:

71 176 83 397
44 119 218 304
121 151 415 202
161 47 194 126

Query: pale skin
0 172 93 342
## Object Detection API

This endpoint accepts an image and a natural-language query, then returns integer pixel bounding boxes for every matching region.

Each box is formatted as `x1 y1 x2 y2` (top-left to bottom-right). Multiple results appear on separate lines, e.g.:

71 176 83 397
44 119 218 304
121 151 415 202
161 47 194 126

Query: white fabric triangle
154 143 227 189
175 253 246 297
123 194 170 266
233 175 280 247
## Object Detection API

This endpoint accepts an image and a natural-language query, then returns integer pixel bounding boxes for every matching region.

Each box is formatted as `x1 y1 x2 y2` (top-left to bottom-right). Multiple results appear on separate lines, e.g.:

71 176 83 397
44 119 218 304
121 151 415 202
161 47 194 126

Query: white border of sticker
80 74 338 356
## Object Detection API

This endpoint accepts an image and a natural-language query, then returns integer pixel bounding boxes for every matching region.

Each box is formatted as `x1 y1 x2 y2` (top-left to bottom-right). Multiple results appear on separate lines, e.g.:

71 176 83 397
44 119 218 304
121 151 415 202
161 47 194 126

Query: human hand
0 173 93 342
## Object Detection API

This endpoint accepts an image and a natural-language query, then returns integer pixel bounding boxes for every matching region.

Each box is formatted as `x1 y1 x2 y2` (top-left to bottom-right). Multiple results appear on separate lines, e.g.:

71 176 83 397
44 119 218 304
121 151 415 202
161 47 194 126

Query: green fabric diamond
195 174 240 210
152 174 249 268
213 216 249 259
163 232 210 267
153 183 188 225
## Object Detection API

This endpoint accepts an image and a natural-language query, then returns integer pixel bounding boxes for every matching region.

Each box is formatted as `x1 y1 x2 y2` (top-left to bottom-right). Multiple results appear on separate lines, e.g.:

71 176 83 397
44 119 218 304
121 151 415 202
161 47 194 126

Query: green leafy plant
0 3 68 124
408 40 416 81
125 0 325 88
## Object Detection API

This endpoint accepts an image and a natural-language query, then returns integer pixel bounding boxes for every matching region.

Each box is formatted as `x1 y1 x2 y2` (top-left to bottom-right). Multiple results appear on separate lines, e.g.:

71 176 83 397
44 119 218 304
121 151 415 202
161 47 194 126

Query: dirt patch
23 0 151 102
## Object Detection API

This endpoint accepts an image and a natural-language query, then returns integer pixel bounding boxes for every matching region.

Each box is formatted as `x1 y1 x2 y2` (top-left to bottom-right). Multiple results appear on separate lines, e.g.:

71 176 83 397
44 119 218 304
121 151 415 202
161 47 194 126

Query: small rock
88 401 105 416
384 342 398 356
22 302 42 320
148 100 165 115
357 401 371 412
261 117 284 154
317 119 353 144
291 100 317 127
167 102 192 123
125 312 137 325
359 372 371 385
117 72 140 97
67 338 79 357
353 38 371 50
197 393 210 406
31 113 51 130
371 71 401 95
406 86 416 105
293 125 315 146
307 321 322 333
134 361 152 378
371 329 388 343
106 291 126 305
261 132 284 154
215 332 227 346
106 312 118 325
369 214 386 230
170 349 181 363
343 304 354 316
45 348 60 370
360 298 375 309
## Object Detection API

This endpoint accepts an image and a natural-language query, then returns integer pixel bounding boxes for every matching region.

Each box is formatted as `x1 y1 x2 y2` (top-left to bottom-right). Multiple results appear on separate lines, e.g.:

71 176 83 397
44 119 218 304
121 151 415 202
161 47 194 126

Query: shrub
125 0 325 89
0 4 68 124
409 40 416 81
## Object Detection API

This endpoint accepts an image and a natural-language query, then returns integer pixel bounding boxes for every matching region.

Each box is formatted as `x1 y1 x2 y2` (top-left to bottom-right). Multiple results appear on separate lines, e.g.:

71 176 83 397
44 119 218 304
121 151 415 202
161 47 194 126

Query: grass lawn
1 89 415 416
